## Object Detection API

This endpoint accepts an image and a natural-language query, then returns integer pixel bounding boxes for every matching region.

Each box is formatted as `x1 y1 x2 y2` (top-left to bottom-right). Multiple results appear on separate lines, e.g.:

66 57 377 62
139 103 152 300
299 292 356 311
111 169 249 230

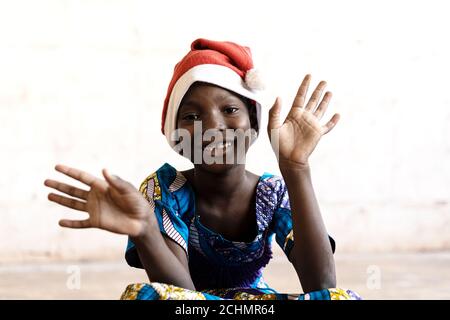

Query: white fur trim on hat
164 64 264 147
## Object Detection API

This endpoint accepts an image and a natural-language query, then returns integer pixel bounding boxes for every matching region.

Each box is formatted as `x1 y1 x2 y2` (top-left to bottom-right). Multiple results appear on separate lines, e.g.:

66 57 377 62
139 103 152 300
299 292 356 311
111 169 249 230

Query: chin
197 161 240 174
192 153 249 175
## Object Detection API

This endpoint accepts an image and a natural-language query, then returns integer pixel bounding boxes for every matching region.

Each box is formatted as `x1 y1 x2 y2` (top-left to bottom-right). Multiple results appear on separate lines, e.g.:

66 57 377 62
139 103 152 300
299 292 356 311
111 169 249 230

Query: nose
201 110 226 132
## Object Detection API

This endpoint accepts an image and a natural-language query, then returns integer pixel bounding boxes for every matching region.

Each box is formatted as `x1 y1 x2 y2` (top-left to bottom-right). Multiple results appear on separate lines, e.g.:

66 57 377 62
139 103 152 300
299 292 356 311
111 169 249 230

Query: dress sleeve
269 177 336 261
125 171 189 268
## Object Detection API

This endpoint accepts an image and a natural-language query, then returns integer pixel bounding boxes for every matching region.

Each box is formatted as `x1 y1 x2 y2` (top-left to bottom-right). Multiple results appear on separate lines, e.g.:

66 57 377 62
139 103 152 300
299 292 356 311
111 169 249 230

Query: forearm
280 163 336 292
131 225 196 291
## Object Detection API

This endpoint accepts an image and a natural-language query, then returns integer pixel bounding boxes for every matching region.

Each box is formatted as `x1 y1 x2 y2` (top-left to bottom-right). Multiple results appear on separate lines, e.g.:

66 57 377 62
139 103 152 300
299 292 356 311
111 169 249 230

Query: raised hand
44 165 155 237
267 74 340 169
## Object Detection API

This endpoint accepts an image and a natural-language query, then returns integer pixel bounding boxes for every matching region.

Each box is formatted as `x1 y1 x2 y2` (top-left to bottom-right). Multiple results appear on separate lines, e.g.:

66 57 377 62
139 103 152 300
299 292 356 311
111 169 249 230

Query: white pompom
245 68 265 90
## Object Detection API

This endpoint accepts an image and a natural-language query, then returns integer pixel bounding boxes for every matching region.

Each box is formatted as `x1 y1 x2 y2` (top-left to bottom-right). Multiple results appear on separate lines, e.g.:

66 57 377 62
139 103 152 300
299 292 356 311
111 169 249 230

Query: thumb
268 97 282 132
102 169 131 194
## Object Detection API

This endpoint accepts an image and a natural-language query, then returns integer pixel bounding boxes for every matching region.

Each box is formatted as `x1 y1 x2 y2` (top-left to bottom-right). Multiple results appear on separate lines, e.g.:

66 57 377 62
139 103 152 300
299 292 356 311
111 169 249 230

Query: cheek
230 114 252 130
174 123 193 143
174 124 196 160
228 115 253 149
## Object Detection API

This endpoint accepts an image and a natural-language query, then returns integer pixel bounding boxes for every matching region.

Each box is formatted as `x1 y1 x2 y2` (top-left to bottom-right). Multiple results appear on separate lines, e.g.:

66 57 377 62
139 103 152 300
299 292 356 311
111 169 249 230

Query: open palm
268 74 340 168
44 165 154 237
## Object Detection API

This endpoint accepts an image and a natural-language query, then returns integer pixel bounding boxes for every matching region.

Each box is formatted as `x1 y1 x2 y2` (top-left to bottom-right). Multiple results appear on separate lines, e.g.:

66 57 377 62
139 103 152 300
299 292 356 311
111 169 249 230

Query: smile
204 141 232 153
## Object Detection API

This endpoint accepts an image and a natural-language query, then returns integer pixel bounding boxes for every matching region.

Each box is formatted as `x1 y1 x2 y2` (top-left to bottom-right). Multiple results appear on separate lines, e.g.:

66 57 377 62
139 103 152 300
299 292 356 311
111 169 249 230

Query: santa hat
161 38 265 147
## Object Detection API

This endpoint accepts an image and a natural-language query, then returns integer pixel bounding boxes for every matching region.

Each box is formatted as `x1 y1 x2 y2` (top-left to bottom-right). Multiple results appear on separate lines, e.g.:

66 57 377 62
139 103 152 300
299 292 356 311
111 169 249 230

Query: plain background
0 0 449 298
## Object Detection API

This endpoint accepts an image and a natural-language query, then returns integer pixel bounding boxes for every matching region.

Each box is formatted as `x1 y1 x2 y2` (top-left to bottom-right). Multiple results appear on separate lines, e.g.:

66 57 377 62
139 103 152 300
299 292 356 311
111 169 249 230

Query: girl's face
176 82 255 172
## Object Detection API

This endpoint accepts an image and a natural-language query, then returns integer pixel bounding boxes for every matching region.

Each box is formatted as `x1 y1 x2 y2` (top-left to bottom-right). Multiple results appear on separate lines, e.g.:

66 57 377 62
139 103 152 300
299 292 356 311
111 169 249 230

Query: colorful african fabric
123 163 360 300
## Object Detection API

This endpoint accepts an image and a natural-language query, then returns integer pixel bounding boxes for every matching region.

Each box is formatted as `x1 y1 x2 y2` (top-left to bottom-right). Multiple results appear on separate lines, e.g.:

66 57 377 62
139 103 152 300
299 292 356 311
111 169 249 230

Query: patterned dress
121 163 361 300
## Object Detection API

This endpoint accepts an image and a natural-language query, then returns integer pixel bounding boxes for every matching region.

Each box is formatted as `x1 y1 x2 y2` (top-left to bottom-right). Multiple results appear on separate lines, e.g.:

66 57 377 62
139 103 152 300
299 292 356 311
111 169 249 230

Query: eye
182 114 200 121
224 106 239 114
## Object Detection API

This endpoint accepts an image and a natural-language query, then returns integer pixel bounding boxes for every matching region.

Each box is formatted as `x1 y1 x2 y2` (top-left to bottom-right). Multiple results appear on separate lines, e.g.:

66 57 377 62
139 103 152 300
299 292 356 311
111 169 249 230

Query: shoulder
139 163 171 202
139 163 193 213
140 162 186 192
257 173 290 212
259 173 285 191
259 172 287 197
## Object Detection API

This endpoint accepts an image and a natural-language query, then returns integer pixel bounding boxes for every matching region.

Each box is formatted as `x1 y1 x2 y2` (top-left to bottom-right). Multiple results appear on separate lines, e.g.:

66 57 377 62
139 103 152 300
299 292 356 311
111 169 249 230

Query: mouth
203 140 232 151
202 139 235 157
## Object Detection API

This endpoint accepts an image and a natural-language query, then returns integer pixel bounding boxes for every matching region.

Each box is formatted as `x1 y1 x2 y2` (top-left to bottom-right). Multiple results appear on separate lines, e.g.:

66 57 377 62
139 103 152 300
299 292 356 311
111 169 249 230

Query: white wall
1 0 449 262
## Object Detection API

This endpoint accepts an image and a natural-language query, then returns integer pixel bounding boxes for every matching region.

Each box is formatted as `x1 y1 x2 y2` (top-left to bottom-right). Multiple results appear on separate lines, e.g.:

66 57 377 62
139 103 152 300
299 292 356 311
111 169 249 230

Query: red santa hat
161 38 265 147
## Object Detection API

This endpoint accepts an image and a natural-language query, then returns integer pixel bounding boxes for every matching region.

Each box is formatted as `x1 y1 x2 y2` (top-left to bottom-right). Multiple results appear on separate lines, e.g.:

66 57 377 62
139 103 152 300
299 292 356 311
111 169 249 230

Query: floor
1 251 449 299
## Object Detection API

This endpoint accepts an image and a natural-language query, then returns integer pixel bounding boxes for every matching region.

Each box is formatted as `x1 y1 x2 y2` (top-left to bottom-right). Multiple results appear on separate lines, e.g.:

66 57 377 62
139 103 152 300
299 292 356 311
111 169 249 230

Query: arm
268 74 339 292
131 231 195 290
281 164 336 292
44 165 195 290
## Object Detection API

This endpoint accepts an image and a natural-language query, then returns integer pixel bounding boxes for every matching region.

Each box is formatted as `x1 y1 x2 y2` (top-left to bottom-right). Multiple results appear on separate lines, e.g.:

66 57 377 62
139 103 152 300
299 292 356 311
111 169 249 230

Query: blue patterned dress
121 163 361 300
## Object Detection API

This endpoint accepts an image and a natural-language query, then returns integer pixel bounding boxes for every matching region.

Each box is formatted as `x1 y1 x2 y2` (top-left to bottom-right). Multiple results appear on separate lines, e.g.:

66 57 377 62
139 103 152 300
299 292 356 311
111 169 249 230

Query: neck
188 164 249 203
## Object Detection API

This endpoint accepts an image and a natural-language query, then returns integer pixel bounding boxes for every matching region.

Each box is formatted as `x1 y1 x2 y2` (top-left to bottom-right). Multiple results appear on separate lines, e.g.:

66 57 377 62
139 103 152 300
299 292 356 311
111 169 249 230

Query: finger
48 193 87 212
102 169 131 194
292 74 311 108
322 113 340 135
55 164 96 187
107 183 123 203
313 91 333 120
44 179 88 200
59 218 91 229
267 97 282 131
305 80 327 112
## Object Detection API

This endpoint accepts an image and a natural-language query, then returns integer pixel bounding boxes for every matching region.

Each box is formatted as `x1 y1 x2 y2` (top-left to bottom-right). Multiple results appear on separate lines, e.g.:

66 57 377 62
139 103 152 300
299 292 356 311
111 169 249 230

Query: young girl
45 38 361 300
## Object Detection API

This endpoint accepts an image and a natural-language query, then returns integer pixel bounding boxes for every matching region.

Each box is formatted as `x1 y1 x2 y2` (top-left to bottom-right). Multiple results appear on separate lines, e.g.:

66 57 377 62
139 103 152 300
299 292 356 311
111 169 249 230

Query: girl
44 39 361 300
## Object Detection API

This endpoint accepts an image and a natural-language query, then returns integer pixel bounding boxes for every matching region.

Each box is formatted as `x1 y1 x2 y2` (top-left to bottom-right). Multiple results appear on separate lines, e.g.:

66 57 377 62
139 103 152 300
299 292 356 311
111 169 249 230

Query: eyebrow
180 100 202 109
216 93 243 103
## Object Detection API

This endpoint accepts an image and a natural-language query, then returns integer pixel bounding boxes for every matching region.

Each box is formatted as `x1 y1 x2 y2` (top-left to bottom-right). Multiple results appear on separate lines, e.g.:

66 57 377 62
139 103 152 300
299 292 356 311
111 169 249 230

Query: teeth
217 142 231 149
205 141 231 152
